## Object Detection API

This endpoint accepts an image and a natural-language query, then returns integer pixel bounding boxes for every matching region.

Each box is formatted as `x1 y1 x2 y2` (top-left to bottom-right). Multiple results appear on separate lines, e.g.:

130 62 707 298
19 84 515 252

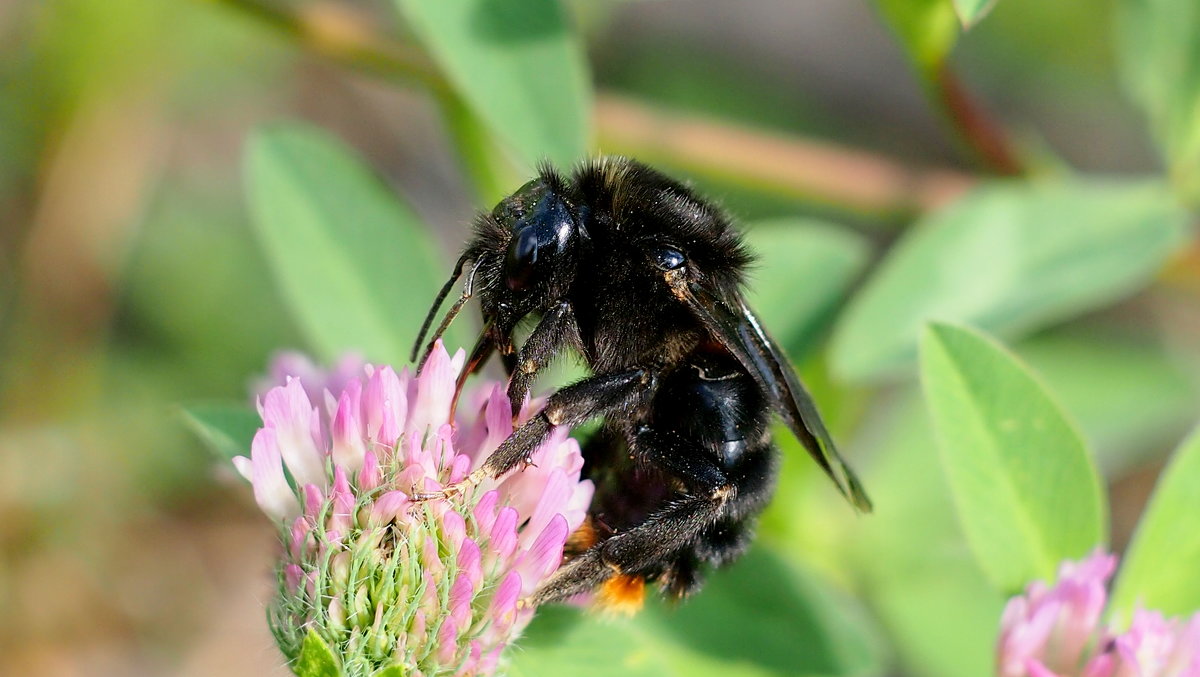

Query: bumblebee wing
683 282 872 512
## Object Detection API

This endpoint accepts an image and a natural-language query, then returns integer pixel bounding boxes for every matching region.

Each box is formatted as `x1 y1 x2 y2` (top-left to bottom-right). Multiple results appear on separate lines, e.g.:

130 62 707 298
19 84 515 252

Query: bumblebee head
411 166 587 369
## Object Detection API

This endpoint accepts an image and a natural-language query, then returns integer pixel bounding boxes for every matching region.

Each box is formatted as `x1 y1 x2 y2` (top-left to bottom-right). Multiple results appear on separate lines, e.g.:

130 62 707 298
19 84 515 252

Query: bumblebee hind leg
523 485 734 608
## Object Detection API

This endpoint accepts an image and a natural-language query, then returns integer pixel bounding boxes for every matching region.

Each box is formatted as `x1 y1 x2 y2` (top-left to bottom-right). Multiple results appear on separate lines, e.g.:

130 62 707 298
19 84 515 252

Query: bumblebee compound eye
651 245 686 271
500 183 577 292
504 226 539 291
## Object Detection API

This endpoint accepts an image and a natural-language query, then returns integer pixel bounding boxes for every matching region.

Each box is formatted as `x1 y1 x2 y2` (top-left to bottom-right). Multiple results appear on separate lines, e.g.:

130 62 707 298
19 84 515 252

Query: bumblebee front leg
414 368 654 500
507 299 578 418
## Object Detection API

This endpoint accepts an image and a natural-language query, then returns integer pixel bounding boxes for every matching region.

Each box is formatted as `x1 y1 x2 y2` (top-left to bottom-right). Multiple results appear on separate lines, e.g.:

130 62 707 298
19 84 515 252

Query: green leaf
511 607 692 677
371 667 404 677
869 0 960 75
919 322 1106 592
439 93 524 205
1116 0 1200 203
952 0 999 28
396 0 591 169
1110 424 1200 621
831 179 1189 382
516 588 844 677
870 560 1004 677
645 546 887 676
182 403 259 463
848 391 1004 677
744 220 870 360
245 123 455 364
294 630 342 677
1019 329 1200 475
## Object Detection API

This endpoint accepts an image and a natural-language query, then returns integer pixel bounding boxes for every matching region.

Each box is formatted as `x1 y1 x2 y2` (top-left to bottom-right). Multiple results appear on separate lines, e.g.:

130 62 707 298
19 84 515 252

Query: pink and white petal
516 514 569 593
364 365 406 448
407 341 464 439
561 478 595 533
1026 659 1066 677
457 538 483 589
247 428 300 520
489 507 520 562
261 380 327 488
518 469 573 550
472 490 500 535
331 388 368 472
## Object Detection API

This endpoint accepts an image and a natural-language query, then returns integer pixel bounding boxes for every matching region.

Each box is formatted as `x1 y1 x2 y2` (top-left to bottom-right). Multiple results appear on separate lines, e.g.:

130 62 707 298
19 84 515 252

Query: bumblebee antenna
415 257 484 370
411 253 473 363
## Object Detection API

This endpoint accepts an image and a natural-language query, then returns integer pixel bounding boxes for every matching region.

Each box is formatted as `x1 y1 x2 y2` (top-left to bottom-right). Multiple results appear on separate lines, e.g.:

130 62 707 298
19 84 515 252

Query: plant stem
203 0 976 216
933 64 1024 176
595 96 973 217
206 0 450 94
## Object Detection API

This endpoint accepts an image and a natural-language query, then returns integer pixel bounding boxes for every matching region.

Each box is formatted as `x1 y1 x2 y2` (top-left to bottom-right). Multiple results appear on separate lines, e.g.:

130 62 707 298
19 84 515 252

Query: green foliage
1116 0 1200 203
396 0 591 170
743 220 870 359
920 323 1106 592
514 547 885 677
10 0 1200 675
182 403 258 463
849 392 1004 677
245 123 456 364
1019 329 1200 474
645 547 887 676
295 630 343 677
832 179 1189 382
953 0 999 28
1111 425 1200 621
868 0 960 75
513 606 730 677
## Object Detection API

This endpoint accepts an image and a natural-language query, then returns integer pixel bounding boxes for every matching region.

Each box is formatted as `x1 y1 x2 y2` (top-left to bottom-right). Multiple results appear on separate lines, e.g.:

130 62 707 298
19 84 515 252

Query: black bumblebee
413 157 871 609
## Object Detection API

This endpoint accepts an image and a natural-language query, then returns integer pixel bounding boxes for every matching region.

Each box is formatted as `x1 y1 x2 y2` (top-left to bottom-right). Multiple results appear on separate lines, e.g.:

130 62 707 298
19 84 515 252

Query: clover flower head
997 549 1200 677
233 341 594 676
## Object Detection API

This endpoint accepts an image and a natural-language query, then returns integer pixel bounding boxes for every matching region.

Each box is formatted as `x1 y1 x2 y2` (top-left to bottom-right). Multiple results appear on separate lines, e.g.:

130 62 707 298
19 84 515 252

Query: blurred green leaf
1116 0 1200 203
296 629 342 677
1110 424 1200 621
920 323 1106 592
396 0 591 169
869 0 960 75
513 606 776 677
121 187 300 396
1019 329 1200 474
645 546 887 676
245 123 453 364
182 403 258 463
831 180 1189 382
439 93 524 204
848 391 1003 677
869 559 1002 677
744 220 870 360
515 549 882 677
953 0 999 27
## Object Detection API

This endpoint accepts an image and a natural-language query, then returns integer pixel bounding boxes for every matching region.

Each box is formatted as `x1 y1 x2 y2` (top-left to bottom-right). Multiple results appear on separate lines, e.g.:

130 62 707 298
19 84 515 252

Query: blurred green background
1 0 1198 675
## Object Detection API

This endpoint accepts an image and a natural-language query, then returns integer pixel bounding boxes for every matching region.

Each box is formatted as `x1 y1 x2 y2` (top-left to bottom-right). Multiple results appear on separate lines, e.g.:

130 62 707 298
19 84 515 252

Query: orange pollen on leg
595 574 646 616
565 518 599 555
